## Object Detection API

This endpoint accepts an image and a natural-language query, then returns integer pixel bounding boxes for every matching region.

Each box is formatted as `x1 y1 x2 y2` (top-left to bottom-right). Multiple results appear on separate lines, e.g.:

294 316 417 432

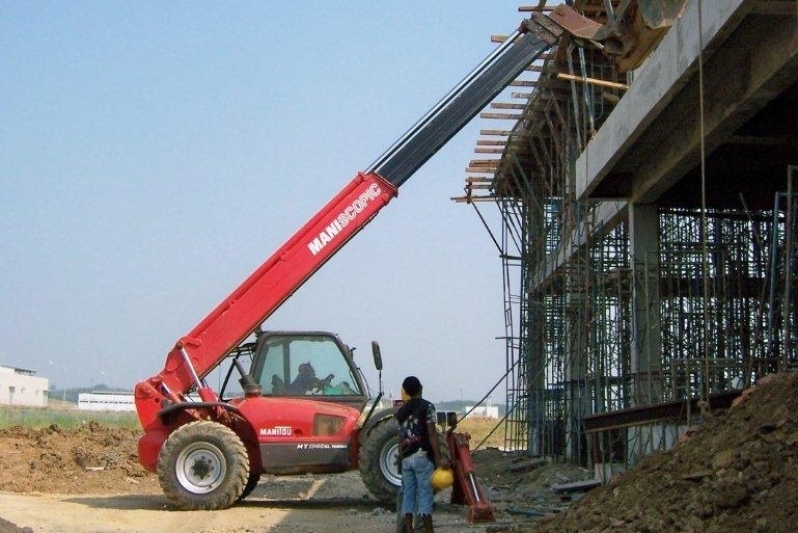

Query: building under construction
460 0 798 474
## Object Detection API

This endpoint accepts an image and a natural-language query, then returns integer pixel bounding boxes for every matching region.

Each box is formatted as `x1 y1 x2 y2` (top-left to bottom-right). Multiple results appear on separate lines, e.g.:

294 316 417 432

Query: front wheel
238 469 261 502
157 421 250 510
359 416 401 504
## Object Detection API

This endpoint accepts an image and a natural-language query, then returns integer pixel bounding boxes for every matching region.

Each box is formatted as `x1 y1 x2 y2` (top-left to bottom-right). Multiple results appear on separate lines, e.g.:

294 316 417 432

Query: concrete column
563 251 589 464
629 202 662 403
526 295 545 456
628 203 663 461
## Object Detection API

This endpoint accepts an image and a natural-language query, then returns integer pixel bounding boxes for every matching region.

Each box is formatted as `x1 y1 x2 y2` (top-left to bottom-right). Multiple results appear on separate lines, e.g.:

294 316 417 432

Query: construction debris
522 373 798 532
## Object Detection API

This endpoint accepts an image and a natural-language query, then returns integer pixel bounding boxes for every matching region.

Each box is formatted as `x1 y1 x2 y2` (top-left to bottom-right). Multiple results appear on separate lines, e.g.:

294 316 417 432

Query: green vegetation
1 402 506 450
0 405 140 430
1 407 504 447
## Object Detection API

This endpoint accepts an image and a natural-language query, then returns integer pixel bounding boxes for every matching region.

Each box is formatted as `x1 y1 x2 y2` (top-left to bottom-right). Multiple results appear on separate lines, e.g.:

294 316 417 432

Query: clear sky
1 1 532 404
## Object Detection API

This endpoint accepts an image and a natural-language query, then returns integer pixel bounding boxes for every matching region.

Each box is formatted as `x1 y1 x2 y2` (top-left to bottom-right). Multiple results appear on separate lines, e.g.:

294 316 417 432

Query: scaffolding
492 164 798 468
459 1 798 470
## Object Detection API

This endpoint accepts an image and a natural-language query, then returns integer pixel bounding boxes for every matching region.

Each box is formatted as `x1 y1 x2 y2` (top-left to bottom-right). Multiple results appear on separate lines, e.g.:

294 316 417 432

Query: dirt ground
0 420 554 533
1 373 797 532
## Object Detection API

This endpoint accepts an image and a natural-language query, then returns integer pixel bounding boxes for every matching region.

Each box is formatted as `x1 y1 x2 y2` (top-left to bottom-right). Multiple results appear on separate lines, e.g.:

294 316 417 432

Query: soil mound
531 372 798 533
0 421 160 533
0 421 159 496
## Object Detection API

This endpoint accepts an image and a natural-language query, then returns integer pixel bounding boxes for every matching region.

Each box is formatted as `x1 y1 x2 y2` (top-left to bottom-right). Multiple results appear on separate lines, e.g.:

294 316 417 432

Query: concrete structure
0 365 49 407
459 0 798 469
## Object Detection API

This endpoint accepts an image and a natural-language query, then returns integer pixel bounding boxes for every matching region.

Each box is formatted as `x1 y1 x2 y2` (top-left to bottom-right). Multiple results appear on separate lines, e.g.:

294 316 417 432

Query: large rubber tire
157 421 250 510
238 470 261 502
359 417 453 505
359 416 401 504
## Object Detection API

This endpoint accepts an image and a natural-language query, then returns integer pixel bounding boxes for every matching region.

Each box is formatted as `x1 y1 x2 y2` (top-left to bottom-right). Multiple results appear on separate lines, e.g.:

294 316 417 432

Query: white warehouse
0 365 49 407
78 391 135 412
463 404 500 419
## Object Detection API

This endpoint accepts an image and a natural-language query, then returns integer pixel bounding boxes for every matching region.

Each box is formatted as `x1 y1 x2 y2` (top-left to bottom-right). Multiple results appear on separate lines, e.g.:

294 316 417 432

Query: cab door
236 331 370 473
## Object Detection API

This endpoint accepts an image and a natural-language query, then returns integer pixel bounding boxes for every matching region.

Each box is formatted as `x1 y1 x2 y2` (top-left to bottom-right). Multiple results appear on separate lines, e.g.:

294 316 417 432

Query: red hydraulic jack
442 413 495 523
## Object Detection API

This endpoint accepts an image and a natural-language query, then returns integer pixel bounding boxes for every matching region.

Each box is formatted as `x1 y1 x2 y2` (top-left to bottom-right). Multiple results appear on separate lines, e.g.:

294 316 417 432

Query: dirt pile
527 372 798 533
0 421 159 496
0 421 161 533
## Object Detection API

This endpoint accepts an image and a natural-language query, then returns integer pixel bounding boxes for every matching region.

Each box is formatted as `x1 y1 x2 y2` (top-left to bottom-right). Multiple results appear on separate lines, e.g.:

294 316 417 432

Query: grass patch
0 405 140 430
0 406 509 449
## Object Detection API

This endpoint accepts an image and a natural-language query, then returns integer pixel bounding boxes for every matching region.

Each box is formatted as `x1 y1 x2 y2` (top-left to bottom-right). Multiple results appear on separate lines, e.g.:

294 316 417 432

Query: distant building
77 391 135 412
0 365 49 407
463 404 500 419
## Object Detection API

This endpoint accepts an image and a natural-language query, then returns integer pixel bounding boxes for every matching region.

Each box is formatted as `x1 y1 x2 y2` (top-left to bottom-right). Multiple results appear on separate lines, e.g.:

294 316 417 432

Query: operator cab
254 331 364 396
221 330 372 411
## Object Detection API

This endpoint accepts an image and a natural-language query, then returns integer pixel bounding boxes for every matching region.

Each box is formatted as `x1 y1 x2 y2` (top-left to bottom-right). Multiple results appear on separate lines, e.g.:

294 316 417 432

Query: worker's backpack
396 398 433 457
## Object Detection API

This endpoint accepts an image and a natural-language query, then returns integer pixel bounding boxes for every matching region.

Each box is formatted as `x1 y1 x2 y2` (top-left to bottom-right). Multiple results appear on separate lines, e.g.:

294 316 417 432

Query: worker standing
395 376 447 533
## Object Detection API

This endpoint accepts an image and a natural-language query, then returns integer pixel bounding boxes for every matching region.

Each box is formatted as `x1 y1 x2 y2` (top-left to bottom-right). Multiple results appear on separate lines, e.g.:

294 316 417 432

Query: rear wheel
157 421 249 510
359 417 401 504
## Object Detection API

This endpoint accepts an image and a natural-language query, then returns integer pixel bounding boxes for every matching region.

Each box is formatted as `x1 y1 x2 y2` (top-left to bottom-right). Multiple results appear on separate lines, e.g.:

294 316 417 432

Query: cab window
253 335 363 396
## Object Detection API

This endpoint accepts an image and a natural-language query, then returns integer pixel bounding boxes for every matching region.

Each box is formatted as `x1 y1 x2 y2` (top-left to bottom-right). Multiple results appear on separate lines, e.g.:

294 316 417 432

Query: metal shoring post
782 167 795 371
577 46 596 136
767 193 781 362
565 42 583 151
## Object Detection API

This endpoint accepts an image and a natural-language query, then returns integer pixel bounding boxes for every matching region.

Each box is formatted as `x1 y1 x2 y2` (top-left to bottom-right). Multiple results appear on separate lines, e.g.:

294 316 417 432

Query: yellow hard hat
431 467 454 490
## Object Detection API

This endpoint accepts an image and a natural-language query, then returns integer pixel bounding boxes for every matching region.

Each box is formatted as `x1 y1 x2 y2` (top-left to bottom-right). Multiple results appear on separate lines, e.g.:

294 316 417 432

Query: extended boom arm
135 11 569 430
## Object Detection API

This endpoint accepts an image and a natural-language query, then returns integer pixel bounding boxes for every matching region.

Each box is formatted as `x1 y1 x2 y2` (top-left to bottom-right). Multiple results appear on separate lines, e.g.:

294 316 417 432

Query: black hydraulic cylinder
372 26 556 188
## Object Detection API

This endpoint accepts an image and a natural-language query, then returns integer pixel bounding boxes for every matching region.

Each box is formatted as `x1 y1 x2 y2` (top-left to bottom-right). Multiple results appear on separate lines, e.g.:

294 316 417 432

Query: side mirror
371 341 383 371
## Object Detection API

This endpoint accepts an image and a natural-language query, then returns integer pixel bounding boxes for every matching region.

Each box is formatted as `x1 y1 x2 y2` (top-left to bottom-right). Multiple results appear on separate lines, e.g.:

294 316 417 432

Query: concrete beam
628 7 798 203
574 0 753 201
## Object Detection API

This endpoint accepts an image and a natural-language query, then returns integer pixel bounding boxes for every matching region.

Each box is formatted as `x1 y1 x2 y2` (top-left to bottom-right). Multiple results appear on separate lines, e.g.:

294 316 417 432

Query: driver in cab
288 362 333 394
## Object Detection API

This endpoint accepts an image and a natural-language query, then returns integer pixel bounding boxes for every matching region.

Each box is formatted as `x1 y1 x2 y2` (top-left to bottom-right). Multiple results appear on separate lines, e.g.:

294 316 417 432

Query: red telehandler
134 6 587 518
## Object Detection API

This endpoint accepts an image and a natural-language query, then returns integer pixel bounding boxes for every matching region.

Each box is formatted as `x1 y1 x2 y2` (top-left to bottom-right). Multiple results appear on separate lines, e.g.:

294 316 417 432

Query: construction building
460 0 798 474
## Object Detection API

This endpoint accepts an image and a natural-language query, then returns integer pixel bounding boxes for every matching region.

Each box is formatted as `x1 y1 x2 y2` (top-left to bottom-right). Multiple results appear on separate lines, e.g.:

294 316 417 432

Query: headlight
313 414 345 436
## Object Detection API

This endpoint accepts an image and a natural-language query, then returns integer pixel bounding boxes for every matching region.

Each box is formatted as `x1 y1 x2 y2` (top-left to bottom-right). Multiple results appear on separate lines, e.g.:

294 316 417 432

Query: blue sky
1 1 531 403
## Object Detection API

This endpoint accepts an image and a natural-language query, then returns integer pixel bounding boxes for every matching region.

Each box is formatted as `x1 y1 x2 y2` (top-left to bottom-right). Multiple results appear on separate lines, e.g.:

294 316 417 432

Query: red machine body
129 7 576 513
135 172 397 438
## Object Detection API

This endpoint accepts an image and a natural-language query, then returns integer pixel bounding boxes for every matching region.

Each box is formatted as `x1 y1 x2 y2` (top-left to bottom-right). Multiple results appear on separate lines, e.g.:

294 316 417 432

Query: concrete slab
574 0 750 201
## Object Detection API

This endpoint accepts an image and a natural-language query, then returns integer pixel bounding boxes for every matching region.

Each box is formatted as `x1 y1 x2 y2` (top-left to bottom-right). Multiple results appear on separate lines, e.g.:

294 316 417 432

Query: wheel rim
175 441 227 494
379 440 401 488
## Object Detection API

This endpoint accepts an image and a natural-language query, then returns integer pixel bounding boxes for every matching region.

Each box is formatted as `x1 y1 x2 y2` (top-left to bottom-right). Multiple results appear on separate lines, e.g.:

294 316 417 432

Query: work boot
421 514 434 533
403 513 414 533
